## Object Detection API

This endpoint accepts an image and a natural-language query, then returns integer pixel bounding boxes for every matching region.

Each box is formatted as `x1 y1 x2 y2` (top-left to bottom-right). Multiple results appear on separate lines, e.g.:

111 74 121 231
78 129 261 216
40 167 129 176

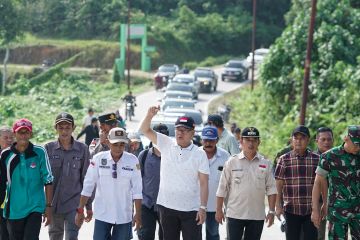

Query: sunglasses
112 163 117 179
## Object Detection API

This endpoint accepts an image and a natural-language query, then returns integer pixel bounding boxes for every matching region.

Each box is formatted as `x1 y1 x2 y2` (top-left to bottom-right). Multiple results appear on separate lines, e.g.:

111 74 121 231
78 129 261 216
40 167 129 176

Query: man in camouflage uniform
89 113 118 158
311 125 360 240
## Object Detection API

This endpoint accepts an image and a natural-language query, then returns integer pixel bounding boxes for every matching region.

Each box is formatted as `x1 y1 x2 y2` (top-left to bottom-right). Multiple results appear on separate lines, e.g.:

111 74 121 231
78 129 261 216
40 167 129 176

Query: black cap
55 112 74 125
98 113 117 124
207 114 224 128
91 117 98 123
153 123 169 136
175 116 195 129
292 125 310 138
241 127 260 138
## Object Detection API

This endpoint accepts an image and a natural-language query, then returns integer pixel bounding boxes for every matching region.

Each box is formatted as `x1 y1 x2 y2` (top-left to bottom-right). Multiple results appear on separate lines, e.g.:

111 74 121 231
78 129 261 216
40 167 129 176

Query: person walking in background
200 126 230 240
75 127 142 240
140 106 209 240
0 119 53 240
230 123 237 135
82 108 95 130
312 126 360 240
216 127 277 240
127 131 143 157
311 127 334 240
45 112 92 240
0 126 14 152
234 127 242 151
0 126 14 240
77 117 99 146
207 114 240 155
89 113 118 158
275 125 319 240
137 124 169 240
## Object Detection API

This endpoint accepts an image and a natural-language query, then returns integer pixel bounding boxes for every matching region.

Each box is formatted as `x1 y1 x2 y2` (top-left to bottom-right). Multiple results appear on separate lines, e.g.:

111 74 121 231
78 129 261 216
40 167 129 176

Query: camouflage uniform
316 144 360 240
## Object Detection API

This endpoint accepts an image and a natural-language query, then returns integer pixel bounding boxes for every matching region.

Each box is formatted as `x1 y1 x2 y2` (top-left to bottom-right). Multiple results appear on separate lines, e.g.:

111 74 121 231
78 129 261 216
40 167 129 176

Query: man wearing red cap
0 118 54 240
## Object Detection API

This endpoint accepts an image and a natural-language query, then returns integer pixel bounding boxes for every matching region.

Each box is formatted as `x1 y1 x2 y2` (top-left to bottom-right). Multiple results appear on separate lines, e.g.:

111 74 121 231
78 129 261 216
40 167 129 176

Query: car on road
163 90 193 100
221 59 249 82
150 114 178 137
166 83 197 99
154 64 180 88
170 74 200 99
194 67 218 93
163 108 203 125
246 48 270 67
160 98 196 111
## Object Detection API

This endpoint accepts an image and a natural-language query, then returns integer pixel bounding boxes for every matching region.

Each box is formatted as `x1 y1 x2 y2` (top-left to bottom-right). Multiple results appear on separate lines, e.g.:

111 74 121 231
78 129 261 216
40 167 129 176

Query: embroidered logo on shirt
30 162 36 168
101 158 107 165
122 166 133 171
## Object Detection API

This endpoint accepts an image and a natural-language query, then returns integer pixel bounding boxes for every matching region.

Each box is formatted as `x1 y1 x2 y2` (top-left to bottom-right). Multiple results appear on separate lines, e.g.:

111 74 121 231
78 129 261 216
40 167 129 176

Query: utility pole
126 0 131 90
251 0 257 91
299 0 317 125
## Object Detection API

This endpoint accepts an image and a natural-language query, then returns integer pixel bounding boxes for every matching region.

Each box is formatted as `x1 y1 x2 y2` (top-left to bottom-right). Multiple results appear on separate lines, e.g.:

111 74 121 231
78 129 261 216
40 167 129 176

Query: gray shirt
139 147 161 209
45 138 91 213
217 128 240 155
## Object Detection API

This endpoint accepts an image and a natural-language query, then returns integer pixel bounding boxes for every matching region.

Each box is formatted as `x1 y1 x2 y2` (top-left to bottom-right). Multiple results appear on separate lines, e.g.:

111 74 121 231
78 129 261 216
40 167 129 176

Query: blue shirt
139 148 161 209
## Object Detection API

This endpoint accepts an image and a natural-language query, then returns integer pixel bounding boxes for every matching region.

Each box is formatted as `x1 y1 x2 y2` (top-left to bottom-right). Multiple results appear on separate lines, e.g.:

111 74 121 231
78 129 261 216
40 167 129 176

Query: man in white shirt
201 126 230 240
216 127 277 240
75 127 142 240
140 106 209 240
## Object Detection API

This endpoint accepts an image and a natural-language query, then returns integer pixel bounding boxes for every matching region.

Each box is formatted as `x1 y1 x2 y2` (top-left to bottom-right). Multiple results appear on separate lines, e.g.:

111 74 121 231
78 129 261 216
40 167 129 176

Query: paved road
39 67 286 239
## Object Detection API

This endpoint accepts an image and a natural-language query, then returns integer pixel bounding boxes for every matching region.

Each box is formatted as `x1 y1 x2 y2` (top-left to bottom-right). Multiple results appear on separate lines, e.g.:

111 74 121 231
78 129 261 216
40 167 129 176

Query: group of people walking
0 106 358 240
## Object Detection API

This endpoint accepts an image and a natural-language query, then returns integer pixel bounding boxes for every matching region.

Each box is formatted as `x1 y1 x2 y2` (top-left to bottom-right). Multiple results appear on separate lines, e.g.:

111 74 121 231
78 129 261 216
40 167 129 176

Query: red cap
13 118 33 133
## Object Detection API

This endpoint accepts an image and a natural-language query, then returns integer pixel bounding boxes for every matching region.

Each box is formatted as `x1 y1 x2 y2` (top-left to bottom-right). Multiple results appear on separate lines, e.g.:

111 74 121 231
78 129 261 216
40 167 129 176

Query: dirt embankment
0 45 146 69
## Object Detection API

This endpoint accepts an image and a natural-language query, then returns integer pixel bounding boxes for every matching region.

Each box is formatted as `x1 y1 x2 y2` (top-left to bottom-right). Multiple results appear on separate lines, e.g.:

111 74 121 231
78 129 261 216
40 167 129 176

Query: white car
246 48 269 67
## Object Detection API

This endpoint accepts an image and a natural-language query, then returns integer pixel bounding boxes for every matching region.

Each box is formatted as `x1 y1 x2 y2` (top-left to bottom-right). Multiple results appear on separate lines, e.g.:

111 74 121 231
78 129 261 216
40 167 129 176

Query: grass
0 69 151 144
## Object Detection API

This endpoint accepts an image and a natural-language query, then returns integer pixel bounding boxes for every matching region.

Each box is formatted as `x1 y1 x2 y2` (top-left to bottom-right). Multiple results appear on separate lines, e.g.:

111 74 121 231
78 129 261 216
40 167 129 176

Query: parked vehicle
221 60 249 82
246 48 270 67
194 67 218 93
153 64 180 88
160 98 196 111
170 74 200 99
163 90 193 100
166 83 197 99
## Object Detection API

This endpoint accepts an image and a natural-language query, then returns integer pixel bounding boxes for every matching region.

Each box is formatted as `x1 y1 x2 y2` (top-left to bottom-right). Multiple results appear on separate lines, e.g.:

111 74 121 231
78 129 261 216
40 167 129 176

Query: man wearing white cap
75 127 142 240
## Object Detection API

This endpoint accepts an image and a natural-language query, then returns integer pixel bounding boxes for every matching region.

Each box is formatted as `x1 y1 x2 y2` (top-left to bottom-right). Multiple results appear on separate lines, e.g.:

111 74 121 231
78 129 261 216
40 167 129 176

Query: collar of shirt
238 151 261 162
220 128 229 138
55 137 80 151
10 142 37 159
290 148 311 159
174 143 195 151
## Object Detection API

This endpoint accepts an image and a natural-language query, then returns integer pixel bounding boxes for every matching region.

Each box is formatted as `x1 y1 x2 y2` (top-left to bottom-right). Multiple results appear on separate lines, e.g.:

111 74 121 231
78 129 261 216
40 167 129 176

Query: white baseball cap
108 128 129 144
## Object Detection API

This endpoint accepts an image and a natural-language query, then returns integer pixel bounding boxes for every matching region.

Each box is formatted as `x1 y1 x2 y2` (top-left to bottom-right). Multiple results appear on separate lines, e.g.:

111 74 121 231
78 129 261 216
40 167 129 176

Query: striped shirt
275 149 319 216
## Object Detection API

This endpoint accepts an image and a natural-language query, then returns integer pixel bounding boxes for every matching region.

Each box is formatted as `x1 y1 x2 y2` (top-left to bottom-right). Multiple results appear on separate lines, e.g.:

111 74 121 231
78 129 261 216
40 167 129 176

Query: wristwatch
200 205 207 211
268 210 275 215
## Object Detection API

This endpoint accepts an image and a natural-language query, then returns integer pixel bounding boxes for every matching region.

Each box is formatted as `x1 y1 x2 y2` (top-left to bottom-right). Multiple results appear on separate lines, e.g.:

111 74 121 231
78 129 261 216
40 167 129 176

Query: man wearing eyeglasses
140 106 209 240
75 127 142 240
0 118 54 240
45 112 92 240
312 125 360 240
89 113 118 158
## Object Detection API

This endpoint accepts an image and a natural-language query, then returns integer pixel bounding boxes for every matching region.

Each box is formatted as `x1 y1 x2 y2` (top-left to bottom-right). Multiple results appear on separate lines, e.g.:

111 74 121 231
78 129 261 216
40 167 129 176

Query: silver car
170 74 200 99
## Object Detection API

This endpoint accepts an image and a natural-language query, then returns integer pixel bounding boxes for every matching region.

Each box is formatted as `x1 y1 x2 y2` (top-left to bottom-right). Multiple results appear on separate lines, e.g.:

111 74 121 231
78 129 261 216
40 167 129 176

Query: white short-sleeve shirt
156 133 210 211
81 151 142 224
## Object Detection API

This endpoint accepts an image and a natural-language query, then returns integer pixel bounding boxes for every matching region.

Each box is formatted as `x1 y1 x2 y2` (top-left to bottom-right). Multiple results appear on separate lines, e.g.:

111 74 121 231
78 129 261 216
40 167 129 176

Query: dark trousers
138 205 163 240
284 211 317 240
0 209 9 240
227 218 264 240
205 212 219 240
7 212 42 240
157 205 201 240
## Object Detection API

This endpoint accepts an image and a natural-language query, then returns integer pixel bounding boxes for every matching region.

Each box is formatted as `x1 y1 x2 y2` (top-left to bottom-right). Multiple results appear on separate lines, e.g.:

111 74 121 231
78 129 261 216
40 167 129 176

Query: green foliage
183 55 236 70
112 64 120 83
0 0 24 45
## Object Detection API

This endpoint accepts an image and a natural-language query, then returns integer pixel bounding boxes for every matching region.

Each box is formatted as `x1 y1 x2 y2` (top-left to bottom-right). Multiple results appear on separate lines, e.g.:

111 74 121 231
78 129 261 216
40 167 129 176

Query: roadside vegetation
0 62 150 143
223 0 359 160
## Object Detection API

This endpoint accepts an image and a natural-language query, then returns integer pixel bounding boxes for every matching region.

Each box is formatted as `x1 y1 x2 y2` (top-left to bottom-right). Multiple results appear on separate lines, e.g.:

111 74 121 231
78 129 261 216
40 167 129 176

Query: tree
0 0 24 95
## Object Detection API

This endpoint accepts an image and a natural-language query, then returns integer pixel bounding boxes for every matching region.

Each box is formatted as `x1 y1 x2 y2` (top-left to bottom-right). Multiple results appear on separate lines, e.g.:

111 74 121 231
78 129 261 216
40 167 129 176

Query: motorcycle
125 102 133 121
154 74 164 90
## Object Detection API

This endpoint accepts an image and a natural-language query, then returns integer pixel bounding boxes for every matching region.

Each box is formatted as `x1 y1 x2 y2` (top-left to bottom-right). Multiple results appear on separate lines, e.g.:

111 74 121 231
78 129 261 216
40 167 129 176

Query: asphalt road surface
39 66 286 239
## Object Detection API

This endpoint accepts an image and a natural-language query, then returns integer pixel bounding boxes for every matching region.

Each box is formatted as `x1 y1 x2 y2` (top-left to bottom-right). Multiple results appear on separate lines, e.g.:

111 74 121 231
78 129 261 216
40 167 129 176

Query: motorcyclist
123 91 136 116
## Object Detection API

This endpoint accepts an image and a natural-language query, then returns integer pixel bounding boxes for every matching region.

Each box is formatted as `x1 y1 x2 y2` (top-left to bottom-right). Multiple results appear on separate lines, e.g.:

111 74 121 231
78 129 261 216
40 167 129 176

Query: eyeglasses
112 163 117 179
